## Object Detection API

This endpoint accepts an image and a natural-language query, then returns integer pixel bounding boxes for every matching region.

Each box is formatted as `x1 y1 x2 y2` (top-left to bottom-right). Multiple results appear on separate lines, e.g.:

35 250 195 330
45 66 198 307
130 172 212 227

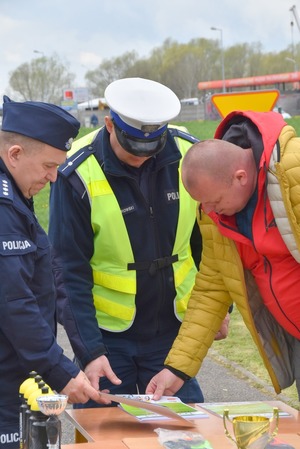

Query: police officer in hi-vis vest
0 96 110 448
49 78 229 408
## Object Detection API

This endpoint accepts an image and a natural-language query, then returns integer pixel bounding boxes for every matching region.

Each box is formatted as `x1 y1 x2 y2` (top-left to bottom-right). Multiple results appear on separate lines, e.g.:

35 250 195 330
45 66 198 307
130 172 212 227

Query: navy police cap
1 95 80 151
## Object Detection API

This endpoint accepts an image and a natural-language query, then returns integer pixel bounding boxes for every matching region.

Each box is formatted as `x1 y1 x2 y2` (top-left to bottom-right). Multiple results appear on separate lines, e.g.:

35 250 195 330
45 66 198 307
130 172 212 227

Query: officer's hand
145 368 184 401
214 312 230 341
60 371 111 405
84 355 122 391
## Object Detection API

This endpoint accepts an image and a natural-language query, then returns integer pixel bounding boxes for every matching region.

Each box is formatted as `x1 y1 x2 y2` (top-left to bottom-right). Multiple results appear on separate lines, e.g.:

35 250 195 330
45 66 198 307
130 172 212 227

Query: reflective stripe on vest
70 129 197 331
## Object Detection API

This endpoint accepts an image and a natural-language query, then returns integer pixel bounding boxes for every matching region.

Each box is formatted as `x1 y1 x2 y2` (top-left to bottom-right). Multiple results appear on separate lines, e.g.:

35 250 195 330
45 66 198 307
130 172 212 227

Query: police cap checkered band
110 110 167 139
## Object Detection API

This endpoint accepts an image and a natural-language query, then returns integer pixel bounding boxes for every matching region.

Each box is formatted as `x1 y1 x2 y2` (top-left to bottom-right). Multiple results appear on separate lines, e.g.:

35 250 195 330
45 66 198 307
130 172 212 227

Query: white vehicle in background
180 98 199 106
273 107 292 119
77 97 108 111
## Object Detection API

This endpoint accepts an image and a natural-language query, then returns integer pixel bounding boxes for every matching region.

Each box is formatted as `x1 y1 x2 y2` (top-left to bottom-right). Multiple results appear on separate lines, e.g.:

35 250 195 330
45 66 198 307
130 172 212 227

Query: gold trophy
223 407 279 449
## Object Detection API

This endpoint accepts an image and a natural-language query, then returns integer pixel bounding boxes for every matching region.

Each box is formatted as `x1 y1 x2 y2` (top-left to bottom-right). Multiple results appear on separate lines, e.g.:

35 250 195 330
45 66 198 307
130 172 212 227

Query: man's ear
234 169 247 186
104 116 113 134
7 145 23 168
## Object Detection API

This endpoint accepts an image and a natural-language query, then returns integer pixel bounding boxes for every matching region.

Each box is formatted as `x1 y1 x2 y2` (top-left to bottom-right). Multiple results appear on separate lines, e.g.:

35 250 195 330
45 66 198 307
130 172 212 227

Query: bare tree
9 53 75 103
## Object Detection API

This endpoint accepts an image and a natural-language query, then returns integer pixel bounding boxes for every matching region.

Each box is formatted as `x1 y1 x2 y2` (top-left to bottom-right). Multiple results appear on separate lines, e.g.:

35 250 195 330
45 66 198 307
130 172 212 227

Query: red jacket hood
215 110 286 163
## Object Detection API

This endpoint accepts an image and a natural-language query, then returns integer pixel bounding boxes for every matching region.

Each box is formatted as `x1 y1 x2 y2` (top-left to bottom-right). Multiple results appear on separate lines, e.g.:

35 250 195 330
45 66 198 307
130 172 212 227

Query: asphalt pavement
56 325 288 445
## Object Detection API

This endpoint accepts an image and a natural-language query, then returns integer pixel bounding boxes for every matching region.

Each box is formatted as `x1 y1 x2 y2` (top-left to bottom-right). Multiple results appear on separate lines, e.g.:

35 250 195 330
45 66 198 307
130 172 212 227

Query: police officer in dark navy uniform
0 96 113 448
49 78 230 410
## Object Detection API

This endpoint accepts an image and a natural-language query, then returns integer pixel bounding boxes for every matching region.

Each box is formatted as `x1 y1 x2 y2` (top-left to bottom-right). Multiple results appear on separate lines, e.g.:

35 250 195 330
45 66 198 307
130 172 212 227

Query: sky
0 0 299 99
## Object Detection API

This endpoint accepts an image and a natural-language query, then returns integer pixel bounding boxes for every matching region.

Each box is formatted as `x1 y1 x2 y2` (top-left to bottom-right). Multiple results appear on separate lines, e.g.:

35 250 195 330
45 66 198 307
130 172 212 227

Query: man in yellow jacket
146 109 300 400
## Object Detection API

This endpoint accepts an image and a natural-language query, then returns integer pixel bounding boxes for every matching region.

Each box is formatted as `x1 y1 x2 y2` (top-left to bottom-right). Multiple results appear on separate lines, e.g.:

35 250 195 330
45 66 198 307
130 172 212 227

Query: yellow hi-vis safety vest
68 128 198 331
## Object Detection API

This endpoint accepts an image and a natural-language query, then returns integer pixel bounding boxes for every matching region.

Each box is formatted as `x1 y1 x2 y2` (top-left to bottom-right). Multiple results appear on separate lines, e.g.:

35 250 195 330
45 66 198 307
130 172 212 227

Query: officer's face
104 116 151 168
7 143 66 198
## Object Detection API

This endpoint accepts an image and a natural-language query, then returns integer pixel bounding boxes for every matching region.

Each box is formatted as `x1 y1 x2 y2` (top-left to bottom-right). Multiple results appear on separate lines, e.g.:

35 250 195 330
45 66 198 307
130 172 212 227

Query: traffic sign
211 89 280 118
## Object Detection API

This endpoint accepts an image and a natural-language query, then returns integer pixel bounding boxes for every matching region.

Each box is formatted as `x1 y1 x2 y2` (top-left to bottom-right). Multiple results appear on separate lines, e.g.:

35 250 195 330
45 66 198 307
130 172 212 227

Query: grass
173 119 221 139
34 119 300 406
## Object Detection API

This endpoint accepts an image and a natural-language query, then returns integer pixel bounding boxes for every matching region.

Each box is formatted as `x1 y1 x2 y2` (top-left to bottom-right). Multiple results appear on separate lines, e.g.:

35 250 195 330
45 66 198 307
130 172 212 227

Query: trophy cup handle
223 409 238 447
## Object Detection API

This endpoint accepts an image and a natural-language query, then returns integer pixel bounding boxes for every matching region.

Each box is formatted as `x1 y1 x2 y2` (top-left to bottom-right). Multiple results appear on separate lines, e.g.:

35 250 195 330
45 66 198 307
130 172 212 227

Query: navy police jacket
0 158 79 413
49 126 202 369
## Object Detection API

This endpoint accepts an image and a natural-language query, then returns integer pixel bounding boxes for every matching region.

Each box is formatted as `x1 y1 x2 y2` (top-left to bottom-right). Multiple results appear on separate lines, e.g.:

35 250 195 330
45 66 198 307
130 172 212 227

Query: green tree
160 38 218 99
8 38 300 104
85 51 139 98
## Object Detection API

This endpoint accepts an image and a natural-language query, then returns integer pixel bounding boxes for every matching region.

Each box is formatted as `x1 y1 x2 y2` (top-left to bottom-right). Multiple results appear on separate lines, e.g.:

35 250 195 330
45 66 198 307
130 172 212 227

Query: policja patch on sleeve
0 235 36 255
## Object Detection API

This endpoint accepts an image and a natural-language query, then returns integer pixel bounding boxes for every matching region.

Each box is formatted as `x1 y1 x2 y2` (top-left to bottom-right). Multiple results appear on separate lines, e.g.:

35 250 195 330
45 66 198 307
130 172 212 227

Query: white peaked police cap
104 77 181 132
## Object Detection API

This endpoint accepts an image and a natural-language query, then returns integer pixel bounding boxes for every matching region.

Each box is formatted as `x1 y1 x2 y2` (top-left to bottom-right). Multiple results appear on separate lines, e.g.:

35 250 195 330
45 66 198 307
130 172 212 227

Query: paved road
56 325 281 445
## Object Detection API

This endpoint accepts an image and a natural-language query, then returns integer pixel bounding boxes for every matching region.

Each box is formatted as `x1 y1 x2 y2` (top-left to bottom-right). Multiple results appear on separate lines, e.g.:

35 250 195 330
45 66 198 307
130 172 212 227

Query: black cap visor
114 122 167 157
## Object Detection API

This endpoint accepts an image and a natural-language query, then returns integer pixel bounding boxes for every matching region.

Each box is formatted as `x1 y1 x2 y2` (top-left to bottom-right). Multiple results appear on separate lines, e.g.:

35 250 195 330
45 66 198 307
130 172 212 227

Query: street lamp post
33 50 45 57
285 57 299 89
211 27 225 93
33 50 47 102
285 57 298 72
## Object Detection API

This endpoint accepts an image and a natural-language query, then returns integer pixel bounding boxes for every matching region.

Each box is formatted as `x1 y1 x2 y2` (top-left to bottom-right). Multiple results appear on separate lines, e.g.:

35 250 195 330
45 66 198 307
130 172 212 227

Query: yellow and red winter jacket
165 110 300 394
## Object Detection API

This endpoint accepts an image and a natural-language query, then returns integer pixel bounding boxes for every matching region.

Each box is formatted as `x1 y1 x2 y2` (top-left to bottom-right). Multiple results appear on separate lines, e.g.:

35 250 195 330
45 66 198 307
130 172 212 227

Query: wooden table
64 401 300 448
62 443 125 449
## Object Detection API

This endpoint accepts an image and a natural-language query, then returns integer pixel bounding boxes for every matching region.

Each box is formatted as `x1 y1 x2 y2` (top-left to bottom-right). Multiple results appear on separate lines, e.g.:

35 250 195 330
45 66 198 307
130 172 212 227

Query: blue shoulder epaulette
0 173 13 202
168 127 200 144
59 144 96 178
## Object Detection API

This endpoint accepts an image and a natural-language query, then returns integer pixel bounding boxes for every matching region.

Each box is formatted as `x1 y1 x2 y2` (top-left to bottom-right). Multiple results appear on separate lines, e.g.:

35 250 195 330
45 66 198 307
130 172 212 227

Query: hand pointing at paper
146 369 184 401
84 355 122 404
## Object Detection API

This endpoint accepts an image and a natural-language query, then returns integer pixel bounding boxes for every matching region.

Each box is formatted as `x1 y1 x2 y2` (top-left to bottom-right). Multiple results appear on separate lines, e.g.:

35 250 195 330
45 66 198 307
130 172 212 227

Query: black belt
128 254 178 276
